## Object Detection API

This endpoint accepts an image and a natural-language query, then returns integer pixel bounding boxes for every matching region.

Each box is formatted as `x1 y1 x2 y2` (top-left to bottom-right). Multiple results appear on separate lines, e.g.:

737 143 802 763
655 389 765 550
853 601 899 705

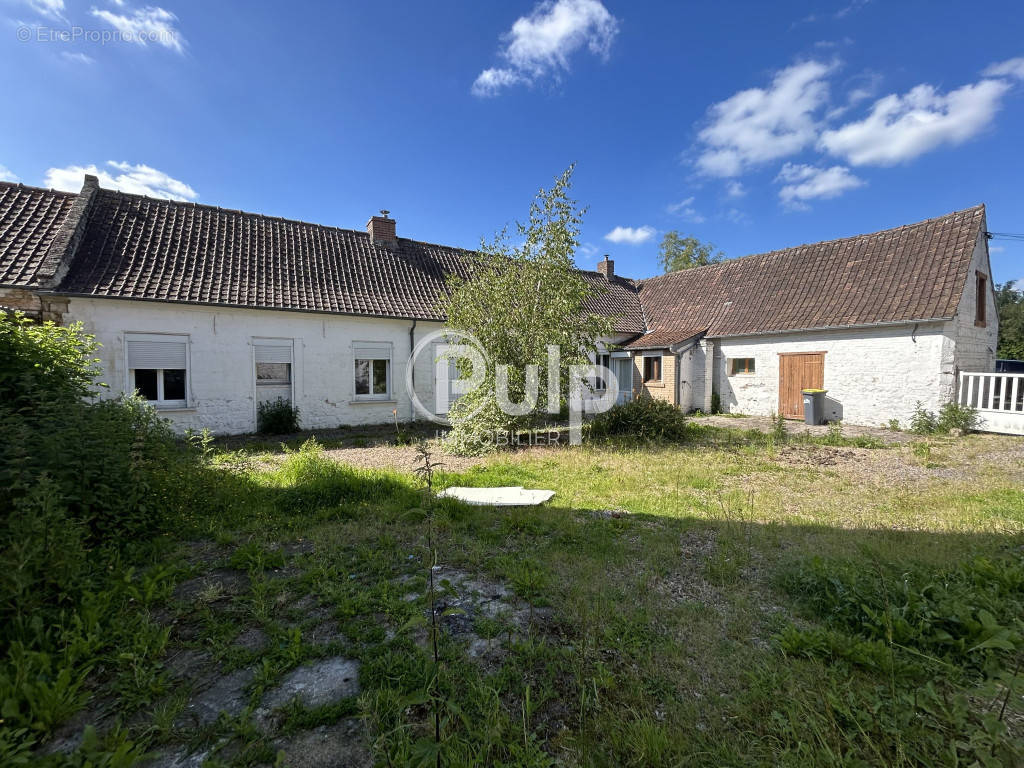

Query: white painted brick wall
66 298 445 435
948 233 999 375
688 323 949 427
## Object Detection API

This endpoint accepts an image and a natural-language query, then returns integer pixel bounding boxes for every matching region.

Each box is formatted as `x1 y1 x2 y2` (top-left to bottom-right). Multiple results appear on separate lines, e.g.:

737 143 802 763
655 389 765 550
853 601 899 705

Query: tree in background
658 231 725 273
439 166 613 454
995 281 1024 360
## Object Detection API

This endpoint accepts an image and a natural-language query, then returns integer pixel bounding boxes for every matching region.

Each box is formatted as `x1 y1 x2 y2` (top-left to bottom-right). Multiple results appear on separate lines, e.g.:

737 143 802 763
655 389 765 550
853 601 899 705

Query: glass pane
355 359 370 395
163 369 186 401
256 362 290 383
133 369 158 400
372 359 389 395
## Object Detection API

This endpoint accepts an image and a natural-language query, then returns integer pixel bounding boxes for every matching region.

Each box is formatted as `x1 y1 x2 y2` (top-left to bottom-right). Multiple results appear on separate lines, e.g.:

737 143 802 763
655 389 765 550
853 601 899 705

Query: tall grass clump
766 554 1024 766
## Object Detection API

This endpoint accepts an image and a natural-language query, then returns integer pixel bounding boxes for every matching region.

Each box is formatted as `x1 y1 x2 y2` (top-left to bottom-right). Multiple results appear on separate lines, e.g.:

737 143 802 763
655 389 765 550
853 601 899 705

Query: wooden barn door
778 352 824 418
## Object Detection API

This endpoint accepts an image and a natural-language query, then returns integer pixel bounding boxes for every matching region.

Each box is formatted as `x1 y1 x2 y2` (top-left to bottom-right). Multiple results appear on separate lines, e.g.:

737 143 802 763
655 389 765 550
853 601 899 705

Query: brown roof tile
53 188 646 333
0 183 78 286
633 205 985 342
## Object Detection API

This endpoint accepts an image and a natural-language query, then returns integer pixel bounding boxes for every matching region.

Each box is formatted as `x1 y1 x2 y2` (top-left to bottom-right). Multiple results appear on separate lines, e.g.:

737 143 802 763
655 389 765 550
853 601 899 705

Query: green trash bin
802 389 827 425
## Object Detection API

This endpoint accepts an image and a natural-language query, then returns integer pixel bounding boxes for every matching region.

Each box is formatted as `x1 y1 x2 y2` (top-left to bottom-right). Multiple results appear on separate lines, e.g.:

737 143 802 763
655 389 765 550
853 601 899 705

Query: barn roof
626 204 986 346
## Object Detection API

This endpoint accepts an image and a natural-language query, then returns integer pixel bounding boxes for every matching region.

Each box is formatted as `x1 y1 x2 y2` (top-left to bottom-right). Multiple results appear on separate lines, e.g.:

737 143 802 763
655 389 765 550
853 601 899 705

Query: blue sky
1 0 1022 285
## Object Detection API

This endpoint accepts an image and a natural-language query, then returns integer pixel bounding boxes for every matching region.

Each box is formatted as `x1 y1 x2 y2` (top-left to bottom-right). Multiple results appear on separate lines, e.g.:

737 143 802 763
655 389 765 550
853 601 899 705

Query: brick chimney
367 210 396 245
597 255 614 279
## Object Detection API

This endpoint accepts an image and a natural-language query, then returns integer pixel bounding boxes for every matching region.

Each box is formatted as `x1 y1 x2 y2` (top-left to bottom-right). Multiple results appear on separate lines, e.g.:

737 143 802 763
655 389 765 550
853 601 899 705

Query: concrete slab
437 486 555 506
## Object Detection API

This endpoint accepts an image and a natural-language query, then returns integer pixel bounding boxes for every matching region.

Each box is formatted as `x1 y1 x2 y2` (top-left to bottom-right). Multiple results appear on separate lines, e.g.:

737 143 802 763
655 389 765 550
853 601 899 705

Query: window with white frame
254 341 293 386
126 333 189 407
353 342 392 400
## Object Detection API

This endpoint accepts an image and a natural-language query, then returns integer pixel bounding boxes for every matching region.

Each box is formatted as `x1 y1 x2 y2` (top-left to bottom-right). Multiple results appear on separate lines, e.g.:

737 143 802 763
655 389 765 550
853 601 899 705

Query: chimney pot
597 255 614 279
367 212 396 244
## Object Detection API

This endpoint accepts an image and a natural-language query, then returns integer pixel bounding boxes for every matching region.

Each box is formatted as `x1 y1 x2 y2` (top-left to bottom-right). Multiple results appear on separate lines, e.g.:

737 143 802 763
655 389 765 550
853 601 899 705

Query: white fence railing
958 372 1024 435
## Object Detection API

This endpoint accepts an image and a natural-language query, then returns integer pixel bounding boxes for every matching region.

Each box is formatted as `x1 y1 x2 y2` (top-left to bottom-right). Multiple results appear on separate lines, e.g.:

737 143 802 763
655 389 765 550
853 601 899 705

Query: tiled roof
51 187 646 333
622 325 706 350
0 181 986 343
0 183 78 286
632 205 986 343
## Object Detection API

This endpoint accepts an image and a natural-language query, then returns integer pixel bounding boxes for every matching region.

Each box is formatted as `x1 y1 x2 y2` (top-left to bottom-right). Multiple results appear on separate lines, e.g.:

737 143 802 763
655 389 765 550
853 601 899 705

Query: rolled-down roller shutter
127 335 188 369
254 344 293 364
352 342 391 360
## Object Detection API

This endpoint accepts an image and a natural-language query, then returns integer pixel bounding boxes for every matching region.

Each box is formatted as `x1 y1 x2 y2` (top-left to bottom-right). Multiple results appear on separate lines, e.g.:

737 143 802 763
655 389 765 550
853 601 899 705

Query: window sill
729 373 756 377
349 399 397 405
643 381 664 388
154 406 197 413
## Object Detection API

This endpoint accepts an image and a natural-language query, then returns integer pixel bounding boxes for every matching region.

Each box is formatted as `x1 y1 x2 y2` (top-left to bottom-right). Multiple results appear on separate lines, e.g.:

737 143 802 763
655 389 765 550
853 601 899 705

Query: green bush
910 400 979 435
0 312 205 637
257 396 301 434
588 395 689 442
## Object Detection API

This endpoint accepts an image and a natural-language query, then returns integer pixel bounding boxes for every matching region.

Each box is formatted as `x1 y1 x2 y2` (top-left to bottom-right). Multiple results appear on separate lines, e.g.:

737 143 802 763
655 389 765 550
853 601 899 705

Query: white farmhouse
0 175 999 433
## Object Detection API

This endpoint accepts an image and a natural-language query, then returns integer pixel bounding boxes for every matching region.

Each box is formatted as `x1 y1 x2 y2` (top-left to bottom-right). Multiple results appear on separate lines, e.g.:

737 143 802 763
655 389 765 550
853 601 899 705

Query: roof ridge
638 204 986 286
0 180 78 198
97 186 483 255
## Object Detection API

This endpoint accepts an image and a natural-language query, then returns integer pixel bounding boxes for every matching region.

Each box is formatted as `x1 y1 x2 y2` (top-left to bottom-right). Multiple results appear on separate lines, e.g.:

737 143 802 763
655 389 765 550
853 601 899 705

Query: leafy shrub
588 395 689 442
910 400 979 434
257 396 300 434
937 400 980 432
769 411 787 443
909 401 938 434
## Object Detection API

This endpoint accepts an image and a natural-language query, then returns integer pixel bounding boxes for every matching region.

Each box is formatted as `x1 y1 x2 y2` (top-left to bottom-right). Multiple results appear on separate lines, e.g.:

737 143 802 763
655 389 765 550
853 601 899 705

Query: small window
642 355 662 383
729 357 756 375
354 342 391 400
975 273 987 326
126 333 188 407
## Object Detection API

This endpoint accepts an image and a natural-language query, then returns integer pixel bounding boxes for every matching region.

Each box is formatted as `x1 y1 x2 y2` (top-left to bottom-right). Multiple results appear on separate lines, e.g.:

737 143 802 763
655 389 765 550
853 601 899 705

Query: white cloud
472 0 618 97
0 165 20 183
835 0 870 19
604 225 655 245
471 68 526 97
695 60 836 177
91 6 185 54
775 163 864 209
60 51 96 65
989 245 1005 253
983 57 1024 81
724 208 751 225
666 196 705 223
725 181 746 198
25 0 65 21
819 79 1011 166
44 161 198 201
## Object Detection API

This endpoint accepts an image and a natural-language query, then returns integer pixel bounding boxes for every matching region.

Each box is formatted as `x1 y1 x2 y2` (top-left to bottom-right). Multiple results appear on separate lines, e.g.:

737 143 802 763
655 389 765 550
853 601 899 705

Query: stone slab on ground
262 657 361 711
438 486 555 506
272 719 370 768
177 666 255 728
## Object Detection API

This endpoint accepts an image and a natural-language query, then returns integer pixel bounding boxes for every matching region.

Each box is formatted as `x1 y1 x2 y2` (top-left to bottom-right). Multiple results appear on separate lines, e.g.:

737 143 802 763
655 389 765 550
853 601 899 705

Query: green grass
16 430 1024 767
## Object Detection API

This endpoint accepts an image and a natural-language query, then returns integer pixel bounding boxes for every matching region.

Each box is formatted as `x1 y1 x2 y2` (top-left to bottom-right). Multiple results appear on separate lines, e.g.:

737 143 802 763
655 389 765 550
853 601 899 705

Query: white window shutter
127 339 187 369
254 344 292 364
353 342 391 359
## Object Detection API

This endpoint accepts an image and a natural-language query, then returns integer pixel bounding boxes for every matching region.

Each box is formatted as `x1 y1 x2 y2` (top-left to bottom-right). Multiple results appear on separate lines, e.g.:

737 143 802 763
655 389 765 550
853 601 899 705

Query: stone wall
0 286 68 323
